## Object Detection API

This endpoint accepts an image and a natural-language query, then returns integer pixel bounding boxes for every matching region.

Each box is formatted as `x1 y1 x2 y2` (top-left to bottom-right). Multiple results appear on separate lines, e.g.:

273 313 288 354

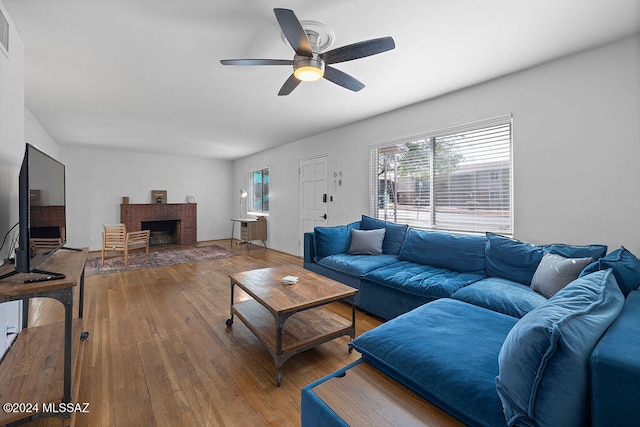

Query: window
248 168 269 214
370 115 512 234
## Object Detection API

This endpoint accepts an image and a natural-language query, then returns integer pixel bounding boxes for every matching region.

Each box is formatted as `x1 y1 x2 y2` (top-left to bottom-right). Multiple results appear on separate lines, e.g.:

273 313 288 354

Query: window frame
370 115 513 235
247 167 269 216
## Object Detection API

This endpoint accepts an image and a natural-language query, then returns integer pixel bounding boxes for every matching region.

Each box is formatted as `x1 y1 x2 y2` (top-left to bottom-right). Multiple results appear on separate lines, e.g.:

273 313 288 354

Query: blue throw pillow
496 269 624 427
360 215 408 255
485 233 545 285
398 229 486 275
313 221 360 259
598 247 640 297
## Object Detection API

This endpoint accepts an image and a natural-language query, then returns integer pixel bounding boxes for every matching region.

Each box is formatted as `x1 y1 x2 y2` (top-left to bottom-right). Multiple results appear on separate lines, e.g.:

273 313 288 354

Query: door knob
321 214 327 219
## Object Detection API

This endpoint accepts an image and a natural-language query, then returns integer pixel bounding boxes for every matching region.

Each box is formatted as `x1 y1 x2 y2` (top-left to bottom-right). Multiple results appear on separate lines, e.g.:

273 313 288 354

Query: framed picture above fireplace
151 190 167 204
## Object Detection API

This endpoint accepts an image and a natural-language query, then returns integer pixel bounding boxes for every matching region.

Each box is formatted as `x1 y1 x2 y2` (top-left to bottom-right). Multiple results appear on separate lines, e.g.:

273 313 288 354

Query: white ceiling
4 0 640 160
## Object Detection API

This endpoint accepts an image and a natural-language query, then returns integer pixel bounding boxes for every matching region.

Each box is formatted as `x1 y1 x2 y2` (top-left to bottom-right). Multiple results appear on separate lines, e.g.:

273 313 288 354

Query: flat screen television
8 144 67 279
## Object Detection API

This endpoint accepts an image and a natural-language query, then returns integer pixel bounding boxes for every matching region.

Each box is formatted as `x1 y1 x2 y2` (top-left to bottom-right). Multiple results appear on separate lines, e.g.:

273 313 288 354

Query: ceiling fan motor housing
293 53 325 81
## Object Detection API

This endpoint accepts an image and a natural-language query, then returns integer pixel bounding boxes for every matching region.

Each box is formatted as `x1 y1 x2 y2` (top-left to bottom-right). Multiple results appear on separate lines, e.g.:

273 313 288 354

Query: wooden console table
0 248 88 426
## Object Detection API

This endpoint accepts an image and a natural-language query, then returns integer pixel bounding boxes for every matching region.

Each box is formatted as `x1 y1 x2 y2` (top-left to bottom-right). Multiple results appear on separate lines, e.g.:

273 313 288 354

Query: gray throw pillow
348 228 386 255
531 252 593 298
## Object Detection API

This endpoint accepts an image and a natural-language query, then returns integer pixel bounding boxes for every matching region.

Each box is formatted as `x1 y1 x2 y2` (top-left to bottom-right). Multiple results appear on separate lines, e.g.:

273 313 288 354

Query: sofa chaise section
351 298 516 427
302 269 625 427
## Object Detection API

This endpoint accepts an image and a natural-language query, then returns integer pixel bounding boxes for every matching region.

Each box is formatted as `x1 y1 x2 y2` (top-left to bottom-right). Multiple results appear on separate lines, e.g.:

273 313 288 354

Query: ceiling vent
0 8 8 54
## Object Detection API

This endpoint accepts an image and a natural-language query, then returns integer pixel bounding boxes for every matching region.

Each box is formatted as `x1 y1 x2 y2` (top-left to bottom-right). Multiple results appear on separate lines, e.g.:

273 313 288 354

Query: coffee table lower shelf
228 299 355 386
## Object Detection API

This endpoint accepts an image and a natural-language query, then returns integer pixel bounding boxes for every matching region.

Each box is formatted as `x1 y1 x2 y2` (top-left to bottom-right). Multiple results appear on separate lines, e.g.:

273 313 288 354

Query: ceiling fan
220 8 395 96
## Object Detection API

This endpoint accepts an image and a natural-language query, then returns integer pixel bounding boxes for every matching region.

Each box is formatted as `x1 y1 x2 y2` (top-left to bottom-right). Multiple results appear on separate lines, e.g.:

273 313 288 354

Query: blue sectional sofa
302 216 640 426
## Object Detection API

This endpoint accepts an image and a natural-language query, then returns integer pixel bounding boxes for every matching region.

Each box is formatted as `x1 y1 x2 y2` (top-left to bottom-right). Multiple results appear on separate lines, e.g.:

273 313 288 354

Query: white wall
0 0 25 356
61 146 234 251
233 35 640 257
25 108 60 159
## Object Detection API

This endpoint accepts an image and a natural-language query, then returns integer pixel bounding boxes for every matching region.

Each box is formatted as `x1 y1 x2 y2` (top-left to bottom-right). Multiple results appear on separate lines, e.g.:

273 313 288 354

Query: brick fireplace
120 203 197 245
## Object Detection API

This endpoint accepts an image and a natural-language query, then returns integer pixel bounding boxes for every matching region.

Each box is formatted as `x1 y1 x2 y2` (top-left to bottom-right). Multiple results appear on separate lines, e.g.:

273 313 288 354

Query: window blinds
370 115 512 235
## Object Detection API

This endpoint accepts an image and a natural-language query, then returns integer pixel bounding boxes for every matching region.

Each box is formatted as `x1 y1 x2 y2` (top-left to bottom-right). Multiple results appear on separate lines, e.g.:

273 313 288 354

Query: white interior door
299 154 329 256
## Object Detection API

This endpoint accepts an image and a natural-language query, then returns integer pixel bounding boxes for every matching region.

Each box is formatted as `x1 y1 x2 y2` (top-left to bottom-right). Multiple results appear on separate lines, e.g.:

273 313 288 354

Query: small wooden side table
230 216 267 249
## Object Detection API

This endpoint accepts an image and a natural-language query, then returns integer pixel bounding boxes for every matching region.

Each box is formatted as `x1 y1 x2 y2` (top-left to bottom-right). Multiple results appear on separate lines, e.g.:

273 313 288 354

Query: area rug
85 244 239 276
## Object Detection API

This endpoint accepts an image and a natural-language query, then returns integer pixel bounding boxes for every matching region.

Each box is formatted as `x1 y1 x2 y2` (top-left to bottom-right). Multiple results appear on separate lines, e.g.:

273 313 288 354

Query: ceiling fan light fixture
294 56 325 82
295 66 323 82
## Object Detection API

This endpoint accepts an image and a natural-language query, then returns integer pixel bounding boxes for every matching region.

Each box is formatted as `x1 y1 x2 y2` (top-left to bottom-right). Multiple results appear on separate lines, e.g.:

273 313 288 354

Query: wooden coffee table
226 264 357 386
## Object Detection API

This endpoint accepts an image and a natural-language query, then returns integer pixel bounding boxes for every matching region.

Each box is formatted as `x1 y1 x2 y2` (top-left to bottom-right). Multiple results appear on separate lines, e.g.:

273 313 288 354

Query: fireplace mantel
120 203 197 245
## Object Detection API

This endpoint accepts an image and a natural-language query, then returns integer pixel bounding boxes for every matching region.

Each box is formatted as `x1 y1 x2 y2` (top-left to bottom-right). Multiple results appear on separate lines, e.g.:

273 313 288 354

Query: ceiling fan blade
278 74 301 96
323 66 365 92
321 36 395 64
273 8 312 57
220 59 293 66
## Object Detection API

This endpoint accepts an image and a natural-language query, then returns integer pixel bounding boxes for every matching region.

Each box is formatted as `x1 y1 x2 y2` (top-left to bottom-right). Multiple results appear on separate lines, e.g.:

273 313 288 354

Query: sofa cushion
351 298 517 427
317 253 399 278
364 260 484 299
530 252 593 298
347 228 385 255
313 221 360 260
398 229 486 275
360 215 408 255
590 246 640 297
496 269 624 427
486 233 607 286
485 233 545 285
451 277 547 318
542 243 607 260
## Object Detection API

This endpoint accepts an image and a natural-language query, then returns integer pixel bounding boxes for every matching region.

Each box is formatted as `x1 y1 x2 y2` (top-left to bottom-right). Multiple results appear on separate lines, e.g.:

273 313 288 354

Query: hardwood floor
25 240 384 426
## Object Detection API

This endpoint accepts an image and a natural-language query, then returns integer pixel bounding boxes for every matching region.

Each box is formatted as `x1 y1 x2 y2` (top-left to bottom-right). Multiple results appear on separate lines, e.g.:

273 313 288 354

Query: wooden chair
101 224 150 267
124 230 151 267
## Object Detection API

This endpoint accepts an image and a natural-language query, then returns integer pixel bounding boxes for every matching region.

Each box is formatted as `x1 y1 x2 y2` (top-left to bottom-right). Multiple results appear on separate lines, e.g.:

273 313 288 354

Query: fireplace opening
141 220 180 246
